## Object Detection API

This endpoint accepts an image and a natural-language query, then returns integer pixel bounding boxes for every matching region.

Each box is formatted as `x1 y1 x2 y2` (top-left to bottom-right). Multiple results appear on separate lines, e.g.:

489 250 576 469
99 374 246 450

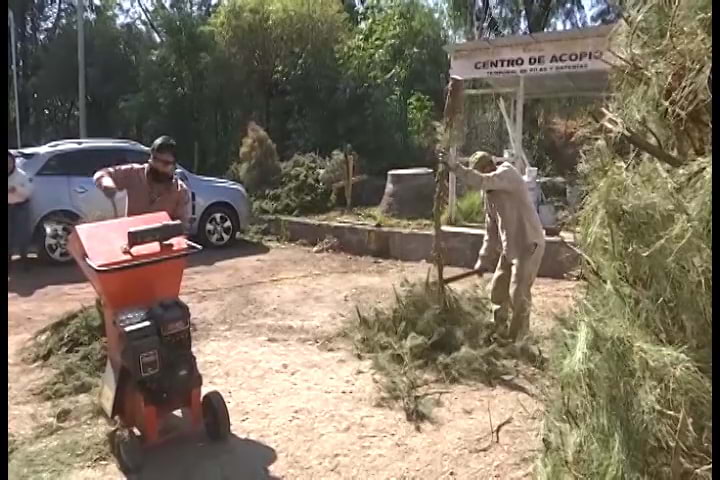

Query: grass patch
11 305 113 479
9 431 20 457
23 303 106 400
8 401 111 479
346 276 544 425
309 207 434 230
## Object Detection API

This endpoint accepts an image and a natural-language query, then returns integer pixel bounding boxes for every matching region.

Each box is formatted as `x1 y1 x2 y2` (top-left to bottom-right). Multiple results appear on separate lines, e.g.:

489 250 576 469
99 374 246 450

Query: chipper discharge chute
67 211 230 474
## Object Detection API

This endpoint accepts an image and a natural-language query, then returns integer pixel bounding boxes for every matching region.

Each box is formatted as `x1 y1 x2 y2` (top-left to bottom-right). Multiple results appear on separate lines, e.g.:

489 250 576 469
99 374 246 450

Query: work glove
99 177 117 198
438 151 458 170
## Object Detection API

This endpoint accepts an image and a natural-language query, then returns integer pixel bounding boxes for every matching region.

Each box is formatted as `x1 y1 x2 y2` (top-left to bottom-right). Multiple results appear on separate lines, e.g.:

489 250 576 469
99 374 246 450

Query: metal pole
515 77 526 175
8 9 21 147
448 147 457 224
77 0 87 138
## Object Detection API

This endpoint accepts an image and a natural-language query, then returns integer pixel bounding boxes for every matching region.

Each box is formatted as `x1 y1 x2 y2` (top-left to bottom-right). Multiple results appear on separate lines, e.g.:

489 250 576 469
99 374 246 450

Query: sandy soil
8 241 578 480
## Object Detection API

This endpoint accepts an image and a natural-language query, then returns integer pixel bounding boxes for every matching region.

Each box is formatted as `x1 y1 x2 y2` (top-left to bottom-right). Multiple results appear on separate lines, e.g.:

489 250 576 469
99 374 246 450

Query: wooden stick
442 268 486 285
432 77 465 303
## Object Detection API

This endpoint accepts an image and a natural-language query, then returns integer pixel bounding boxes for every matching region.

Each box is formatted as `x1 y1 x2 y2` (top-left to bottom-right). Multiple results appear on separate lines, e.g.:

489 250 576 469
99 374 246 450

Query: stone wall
267 217 580 279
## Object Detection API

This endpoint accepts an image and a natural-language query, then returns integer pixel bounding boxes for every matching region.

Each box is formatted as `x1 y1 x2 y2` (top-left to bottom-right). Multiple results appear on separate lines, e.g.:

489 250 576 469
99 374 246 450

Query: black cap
150 136 177 156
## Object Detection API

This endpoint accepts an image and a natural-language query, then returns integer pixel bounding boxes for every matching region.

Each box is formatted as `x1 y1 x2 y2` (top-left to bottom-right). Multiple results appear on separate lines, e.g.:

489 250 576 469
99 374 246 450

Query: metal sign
450 35 610 80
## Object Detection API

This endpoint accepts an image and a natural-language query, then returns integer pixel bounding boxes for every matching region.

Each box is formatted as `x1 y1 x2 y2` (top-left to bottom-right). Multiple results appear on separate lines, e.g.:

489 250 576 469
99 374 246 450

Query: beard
147 167 174 184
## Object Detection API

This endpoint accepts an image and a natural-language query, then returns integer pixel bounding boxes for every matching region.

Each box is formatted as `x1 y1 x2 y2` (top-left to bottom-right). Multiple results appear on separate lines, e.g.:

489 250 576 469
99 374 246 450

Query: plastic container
502 149 516 168
67 212 200 313
538 203 558 229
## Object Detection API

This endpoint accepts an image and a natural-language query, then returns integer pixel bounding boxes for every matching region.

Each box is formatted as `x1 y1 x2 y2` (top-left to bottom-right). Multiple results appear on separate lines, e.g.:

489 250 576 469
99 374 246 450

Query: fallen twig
494 416 513 444
474 404 514 452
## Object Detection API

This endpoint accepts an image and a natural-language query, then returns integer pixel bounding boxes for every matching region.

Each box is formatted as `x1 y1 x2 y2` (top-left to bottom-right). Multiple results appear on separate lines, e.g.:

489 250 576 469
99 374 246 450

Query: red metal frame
68 212 205 447
118 382 204 446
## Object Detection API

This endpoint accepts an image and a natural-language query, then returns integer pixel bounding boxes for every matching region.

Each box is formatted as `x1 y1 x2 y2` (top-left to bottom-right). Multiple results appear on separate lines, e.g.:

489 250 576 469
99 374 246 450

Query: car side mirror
176 170 188 182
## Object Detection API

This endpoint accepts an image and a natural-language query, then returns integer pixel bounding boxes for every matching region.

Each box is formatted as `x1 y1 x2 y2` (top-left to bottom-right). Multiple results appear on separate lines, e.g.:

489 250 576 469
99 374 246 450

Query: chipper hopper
68 211 230 474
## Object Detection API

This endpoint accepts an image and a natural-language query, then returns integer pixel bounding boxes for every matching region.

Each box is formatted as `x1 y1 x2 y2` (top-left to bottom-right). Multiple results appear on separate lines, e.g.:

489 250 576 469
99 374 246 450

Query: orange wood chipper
68 211 230 474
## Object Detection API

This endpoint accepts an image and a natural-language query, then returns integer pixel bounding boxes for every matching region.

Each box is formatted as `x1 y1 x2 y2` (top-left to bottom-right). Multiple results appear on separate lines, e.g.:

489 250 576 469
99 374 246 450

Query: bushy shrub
539 0 712 476
407 92 441 166
539 157 712 479
455 191 484 224
227 122 281 194
255 153 334 216
319 149 348 188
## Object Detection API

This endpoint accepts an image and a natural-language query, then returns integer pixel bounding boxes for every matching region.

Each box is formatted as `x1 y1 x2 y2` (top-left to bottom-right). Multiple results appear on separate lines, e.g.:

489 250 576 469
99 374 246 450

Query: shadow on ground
8 240 270 297
128 433 279 480
188 240 270 268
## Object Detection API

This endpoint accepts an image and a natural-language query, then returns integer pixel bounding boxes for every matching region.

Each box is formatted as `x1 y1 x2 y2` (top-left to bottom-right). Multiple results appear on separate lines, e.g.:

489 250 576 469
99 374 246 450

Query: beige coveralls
452 161 546 340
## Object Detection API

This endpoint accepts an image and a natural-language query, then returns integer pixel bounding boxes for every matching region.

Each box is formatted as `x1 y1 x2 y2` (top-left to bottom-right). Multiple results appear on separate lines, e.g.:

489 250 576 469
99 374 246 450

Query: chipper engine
68 212 230 474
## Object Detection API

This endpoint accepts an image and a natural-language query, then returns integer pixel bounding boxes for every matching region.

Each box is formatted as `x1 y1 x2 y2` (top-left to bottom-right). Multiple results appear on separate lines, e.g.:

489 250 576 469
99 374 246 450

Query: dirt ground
8 241 578 480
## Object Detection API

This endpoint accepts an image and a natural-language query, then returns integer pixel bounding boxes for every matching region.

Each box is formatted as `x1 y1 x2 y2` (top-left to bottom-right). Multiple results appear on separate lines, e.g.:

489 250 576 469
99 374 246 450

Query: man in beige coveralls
445 151 545 341
94 136 191 231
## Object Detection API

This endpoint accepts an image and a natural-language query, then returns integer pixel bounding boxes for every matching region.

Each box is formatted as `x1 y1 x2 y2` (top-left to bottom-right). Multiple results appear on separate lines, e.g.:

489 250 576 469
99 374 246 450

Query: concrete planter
266 216 579 279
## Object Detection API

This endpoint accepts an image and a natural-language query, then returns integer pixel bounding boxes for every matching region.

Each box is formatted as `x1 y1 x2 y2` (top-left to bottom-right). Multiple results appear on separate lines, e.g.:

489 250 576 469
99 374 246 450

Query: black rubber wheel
34 212 77 265
113 429 144 475
202 390 231 442
197 205 239 249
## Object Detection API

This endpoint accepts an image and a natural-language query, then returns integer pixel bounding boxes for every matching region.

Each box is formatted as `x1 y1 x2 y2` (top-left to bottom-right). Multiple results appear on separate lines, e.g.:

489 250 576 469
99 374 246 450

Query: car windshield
177 163 193 174
12 150 43 175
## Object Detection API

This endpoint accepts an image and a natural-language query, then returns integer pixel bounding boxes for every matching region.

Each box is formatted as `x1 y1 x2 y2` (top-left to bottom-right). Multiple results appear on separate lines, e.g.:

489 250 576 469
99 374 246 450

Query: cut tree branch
591 110 684 168
137 0 164 42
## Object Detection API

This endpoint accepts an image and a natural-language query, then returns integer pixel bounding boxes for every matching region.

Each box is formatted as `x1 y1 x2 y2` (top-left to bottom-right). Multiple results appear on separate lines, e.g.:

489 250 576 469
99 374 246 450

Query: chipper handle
83 220 203 272
126 220 185 249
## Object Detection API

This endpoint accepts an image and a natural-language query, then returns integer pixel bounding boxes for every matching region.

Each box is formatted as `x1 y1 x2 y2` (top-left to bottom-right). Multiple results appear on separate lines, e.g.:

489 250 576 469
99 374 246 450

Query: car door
29 154 74 232
67 148 129 222
174 167 198 231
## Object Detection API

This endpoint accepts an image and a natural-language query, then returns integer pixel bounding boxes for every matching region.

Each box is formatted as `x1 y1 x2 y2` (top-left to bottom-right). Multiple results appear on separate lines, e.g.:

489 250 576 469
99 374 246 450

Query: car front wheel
36 213 76 264
198 205 239 248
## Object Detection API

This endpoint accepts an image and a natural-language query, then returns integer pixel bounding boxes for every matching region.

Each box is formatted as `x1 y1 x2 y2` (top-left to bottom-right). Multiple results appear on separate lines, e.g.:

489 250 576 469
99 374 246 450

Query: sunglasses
151 155 176 167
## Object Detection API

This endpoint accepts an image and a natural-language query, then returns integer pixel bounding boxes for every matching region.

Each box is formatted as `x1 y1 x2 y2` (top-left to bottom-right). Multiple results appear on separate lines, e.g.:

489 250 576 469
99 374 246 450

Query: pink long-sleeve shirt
93 163 190 230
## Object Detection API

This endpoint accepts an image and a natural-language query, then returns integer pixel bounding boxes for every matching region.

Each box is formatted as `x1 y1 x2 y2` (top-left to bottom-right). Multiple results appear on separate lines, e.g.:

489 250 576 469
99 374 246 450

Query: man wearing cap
444 151 545 341
94 136 191 231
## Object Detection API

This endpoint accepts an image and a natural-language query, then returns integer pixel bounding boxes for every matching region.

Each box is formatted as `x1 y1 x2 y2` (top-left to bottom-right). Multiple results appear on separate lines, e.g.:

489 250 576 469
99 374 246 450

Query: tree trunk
379 168 435 219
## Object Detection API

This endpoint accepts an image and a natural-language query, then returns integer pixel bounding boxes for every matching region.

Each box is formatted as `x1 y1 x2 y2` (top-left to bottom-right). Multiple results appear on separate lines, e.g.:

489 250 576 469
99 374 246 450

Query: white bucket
502 149 517 168
538 203 558 229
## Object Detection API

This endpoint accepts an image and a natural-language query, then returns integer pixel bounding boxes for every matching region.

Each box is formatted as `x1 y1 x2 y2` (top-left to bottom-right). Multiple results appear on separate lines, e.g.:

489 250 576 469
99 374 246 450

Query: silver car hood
191 174 247 194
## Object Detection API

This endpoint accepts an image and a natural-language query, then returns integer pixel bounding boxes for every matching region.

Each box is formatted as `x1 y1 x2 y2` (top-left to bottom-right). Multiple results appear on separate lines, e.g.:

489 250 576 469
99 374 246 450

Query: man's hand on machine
99 177 118 198
438 151 457 170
